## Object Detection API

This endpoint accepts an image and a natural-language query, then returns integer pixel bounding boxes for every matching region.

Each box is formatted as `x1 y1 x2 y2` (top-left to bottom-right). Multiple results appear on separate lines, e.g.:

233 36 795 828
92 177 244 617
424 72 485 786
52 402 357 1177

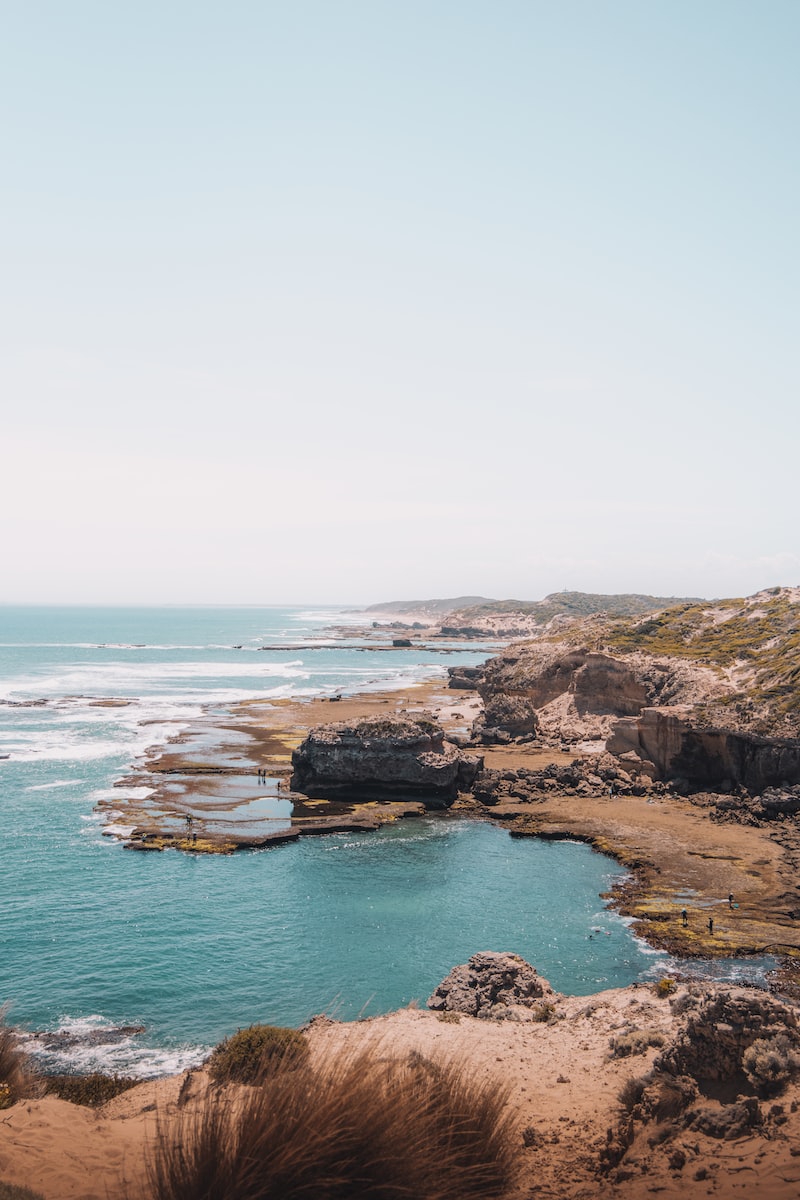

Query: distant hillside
366 597 494 618
456 591 702 624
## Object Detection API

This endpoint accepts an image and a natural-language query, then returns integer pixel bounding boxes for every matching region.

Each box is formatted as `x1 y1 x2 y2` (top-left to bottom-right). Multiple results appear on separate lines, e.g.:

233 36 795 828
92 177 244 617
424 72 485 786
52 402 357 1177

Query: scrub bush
207 1025 309 1085
742 1034 800 1098
44 1073 139 1107
609 1029 665 1059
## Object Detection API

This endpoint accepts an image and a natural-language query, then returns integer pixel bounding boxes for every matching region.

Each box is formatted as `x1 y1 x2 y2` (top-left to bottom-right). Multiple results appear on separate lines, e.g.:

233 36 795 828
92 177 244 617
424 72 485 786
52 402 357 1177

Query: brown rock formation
289 714 482 808
427 951 556 1019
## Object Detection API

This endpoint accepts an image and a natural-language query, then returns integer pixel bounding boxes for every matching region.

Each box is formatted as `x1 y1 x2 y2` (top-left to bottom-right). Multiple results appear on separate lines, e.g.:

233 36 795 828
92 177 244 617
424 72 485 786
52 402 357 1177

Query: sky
1 0 798 606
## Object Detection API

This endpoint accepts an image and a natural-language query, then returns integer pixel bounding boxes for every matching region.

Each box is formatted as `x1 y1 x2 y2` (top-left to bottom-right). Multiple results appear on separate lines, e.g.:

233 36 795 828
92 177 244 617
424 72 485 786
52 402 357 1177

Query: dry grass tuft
608 1029 665 1059
149 1043 517 1199
0 1008 41 1108
742 1033 800 1098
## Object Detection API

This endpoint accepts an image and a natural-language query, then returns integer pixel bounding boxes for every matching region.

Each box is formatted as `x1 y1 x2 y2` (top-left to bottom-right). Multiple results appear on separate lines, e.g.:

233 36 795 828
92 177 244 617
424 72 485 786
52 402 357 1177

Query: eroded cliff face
290 715 483 807
609 709 800 791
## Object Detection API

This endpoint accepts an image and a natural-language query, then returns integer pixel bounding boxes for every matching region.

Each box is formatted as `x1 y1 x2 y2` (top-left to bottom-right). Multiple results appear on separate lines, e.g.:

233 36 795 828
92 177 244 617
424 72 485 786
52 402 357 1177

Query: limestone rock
290 715 482 808
427 951 555 1019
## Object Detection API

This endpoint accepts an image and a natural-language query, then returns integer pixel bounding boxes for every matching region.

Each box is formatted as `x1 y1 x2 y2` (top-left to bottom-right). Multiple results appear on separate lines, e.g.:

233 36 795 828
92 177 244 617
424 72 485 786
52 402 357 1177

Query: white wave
91 786 154 803
8 739 129 763
103 823 137 837
25 779 84 792
19 1017 209 1080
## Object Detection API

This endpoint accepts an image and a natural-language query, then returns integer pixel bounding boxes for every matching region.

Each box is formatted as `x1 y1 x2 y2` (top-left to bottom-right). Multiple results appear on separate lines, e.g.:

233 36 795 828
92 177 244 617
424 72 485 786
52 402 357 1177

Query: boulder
427 951 556 1019
447 665 484 690
290 715 482 808
472 693 539 743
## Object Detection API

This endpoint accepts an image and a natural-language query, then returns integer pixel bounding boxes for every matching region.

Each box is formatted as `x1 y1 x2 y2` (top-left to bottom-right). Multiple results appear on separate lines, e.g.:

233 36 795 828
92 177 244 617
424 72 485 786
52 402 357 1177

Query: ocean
0 606 769 1078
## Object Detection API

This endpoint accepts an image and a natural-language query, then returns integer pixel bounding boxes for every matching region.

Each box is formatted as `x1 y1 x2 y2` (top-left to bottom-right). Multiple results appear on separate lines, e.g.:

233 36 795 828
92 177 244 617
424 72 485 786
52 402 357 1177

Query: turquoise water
0 605 752 1077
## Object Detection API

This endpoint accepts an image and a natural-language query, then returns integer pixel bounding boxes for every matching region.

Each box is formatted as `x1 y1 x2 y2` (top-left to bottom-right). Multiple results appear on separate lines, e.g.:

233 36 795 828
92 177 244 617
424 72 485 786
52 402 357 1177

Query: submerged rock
427 951 556 1019
290 714 482 807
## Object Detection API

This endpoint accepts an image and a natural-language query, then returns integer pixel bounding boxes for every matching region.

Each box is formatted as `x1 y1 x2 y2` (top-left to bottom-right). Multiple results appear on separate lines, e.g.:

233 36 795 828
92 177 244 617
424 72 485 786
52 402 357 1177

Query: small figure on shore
729 892 734 909
708 917 714 935
681 908 688 927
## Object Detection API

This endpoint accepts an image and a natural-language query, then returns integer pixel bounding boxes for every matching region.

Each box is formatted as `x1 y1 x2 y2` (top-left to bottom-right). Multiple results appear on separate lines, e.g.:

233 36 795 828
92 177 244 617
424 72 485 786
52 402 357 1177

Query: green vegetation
458 591 700 624
149 1044 517 1200
654 977 677 998
207 1024 309 1085
44 1073 139 1107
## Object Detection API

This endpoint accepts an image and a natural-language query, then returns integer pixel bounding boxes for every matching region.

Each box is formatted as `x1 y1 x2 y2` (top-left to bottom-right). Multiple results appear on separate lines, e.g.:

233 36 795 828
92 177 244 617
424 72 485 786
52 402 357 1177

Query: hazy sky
2 1 798 605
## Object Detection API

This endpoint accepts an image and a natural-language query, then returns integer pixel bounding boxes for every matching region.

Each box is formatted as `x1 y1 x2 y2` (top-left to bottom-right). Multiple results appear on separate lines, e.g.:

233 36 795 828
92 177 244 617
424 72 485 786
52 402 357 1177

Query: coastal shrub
742 1034 800 1098
149 1044 517 1200
0 1009 40 1107
654 977 677 998
207 1024 309 1085
44 1073 139 1107
609 1029 665 1059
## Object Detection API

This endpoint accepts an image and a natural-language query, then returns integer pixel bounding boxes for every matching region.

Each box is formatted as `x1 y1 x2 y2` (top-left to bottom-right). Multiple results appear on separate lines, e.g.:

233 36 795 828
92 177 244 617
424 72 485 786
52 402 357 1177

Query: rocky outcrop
289 715 482 808
427 951 556 1019
470 646 720 745
472 752 660 806
447 665 483 689
657 987 799 1087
